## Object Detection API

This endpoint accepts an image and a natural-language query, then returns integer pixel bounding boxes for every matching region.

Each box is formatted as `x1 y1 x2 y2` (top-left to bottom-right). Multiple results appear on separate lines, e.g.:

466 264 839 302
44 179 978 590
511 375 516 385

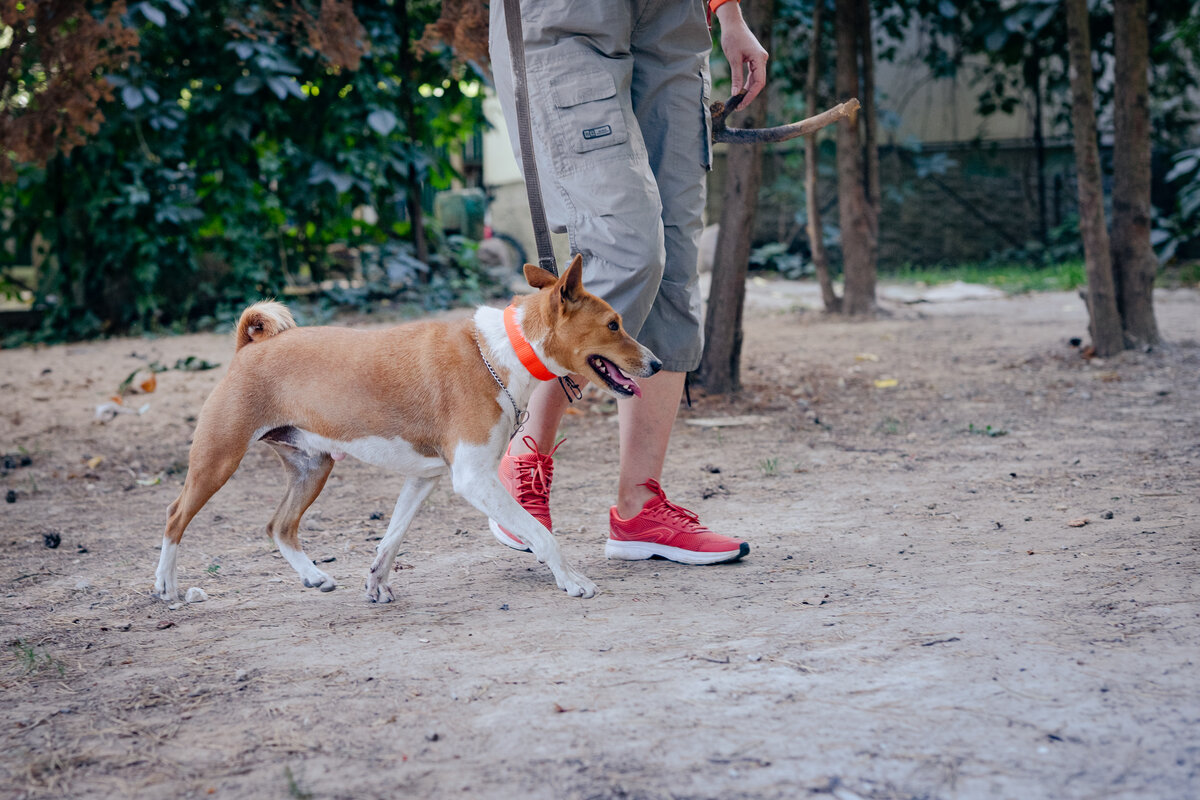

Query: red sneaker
489 436 562 552
606 479 748 565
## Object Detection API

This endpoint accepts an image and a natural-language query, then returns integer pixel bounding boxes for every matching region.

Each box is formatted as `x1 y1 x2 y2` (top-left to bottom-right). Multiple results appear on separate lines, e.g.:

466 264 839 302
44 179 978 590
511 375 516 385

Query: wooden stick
712 95 861 144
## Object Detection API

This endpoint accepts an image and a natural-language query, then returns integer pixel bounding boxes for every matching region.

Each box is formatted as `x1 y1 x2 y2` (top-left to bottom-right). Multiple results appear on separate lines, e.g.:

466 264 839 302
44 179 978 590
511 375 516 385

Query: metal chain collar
473 332 529 440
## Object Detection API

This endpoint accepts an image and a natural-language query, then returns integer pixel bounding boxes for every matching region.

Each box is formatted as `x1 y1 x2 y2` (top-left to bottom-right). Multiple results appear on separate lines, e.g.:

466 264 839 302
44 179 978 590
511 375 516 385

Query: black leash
502 0 557 277
501 0 579 404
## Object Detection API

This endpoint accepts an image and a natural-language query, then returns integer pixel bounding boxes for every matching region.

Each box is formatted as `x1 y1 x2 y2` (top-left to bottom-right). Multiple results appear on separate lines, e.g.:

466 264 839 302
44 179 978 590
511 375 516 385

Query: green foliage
0 0 486 341
1153 147 1200 263
886 259 1086 294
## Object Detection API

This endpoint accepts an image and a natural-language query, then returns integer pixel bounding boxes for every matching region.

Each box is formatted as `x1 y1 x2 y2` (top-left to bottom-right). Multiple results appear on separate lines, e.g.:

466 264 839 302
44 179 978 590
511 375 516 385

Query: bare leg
264 443 337 591
616 370 686 518
365 477 438 603
507 377 578 456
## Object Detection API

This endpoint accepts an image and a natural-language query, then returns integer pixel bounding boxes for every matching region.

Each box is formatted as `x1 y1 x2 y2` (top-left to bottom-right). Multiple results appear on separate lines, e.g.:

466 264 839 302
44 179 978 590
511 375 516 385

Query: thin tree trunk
398 0 429 264
836 0 874 315
1111 0 1160 348
1065 0 1123 356
805 0 840 312
1028 45 1049 247
857 0 880 277
696 0 772 393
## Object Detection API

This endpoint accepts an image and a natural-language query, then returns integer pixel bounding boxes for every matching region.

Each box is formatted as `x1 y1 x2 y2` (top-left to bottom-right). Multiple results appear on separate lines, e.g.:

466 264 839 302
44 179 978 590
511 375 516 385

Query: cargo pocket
550 69 629 155
700 65 713 171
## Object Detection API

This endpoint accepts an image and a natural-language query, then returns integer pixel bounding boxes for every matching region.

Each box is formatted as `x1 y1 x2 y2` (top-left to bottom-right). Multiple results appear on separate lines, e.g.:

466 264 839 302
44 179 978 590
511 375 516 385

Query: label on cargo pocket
582 125 613 141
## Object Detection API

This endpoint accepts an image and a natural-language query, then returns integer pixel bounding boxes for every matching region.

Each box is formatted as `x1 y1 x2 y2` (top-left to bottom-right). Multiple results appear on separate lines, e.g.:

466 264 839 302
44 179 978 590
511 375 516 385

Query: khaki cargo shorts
490 0 713 372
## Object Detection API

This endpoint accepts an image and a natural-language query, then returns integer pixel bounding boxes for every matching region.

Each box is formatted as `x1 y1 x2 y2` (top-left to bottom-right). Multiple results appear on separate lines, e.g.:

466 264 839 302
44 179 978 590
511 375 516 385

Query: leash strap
502 0 558 277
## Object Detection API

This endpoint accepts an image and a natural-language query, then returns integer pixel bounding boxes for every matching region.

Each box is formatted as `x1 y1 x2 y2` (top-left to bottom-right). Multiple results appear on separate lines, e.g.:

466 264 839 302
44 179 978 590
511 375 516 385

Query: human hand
714 2 769 107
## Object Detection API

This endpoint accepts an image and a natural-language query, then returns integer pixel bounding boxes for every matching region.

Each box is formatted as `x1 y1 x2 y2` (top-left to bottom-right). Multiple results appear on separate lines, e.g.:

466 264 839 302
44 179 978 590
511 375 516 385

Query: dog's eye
608 320 619 332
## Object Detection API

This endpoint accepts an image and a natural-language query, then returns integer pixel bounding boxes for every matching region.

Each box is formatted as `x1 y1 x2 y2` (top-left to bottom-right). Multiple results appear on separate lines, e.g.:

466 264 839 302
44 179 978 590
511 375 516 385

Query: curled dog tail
235 300 296 351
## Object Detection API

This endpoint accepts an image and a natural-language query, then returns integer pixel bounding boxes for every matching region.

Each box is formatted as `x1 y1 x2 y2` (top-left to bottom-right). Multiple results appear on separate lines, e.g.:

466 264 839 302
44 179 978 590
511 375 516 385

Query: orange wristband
709 0 739 14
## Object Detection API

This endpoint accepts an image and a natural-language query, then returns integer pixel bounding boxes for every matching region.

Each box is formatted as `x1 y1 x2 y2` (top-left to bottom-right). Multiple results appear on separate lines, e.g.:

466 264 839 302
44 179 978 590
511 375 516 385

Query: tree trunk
1064 0 1123 357
696 0 772 393
398 0 429 264
805 0 840 312
1111 0 1160 348
836 0 874 315
1027 45 1049 247
857 0 880 277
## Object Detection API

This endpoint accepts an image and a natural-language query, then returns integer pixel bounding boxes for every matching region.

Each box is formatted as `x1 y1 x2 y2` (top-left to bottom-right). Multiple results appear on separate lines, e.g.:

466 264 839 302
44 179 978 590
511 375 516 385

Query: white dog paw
153 579 179 602
558 572 597 599
303 571 337 592
154 587 180 603
365 581 395 604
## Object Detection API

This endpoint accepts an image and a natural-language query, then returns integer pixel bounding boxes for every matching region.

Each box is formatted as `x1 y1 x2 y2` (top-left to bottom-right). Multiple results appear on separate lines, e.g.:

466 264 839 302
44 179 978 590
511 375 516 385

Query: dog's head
522 255 661 399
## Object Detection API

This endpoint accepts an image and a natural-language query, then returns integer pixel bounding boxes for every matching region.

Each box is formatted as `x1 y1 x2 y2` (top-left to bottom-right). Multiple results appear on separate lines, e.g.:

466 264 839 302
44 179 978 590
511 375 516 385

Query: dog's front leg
450 453 596 598
365 476 438 604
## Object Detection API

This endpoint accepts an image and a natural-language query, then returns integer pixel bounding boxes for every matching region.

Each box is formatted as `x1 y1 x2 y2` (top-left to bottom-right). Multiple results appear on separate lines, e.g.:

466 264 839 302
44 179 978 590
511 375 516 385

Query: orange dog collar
504 304 556 382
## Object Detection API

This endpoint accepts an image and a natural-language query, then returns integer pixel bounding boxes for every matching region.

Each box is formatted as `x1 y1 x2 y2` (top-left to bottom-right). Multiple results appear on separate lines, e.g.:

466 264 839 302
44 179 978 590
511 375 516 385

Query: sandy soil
1 283 1198 800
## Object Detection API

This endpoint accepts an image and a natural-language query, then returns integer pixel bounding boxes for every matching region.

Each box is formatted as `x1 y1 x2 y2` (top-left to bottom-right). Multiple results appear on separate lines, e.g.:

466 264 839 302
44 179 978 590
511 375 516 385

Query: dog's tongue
601 357 642 398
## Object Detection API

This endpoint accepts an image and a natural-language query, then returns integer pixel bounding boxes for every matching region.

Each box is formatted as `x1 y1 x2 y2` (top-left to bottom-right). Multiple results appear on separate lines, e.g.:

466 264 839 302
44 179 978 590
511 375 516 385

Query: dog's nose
647 358 663 376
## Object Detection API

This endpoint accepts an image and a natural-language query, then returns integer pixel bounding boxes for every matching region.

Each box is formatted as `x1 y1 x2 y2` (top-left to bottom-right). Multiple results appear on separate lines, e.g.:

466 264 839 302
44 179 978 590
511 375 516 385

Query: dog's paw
365 580 395 604
153 587 180 603
153 579 179 603
302 571 337 592
558 570 597 599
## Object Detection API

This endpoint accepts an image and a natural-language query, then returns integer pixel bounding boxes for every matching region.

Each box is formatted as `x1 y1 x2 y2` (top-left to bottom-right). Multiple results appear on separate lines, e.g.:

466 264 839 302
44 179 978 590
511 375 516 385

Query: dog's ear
523 263 559 289
556 254 584 305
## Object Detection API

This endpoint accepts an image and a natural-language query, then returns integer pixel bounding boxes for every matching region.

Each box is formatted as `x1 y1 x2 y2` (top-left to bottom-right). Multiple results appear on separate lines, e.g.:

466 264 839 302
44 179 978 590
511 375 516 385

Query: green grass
10 640 65 676
885 260 1086 294
758 457 779 477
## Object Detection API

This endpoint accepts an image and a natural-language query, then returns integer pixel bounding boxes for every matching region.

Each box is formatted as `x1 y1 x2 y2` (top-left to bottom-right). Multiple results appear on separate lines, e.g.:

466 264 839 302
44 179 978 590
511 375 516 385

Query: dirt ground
1 282 1198 800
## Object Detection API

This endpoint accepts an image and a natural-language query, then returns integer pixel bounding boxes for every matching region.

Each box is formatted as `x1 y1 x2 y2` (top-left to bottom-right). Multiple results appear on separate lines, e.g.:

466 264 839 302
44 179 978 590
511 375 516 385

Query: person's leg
615 1 710 514
615 369 686 518
490 1 662 460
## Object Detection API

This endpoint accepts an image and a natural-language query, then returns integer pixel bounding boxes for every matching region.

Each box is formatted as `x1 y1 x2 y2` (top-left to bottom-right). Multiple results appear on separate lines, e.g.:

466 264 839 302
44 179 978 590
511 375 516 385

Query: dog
153 255 661 603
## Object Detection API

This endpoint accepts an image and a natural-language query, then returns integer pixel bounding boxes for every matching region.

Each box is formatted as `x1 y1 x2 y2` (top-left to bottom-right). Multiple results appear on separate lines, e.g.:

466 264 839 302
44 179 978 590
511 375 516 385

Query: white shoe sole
489 519 532 552
604 538 749 565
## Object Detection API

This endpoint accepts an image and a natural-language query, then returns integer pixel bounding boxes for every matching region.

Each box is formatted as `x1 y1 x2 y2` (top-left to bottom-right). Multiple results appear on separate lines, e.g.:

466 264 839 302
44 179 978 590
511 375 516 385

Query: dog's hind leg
365 476 439 604
264 440 337 592
155 404 256 602
450 446 596 598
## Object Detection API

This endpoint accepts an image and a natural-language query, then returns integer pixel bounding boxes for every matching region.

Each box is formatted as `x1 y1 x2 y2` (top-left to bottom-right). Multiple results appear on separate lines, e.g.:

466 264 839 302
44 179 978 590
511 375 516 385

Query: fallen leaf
1067 518 1089 527
873 378 899 389
86 455 104 470
139 373 157 393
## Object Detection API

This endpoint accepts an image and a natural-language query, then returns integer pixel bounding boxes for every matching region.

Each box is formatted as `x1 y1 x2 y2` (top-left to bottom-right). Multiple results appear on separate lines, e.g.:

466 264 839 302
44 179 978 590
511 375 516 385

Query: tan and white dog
153 255 660 603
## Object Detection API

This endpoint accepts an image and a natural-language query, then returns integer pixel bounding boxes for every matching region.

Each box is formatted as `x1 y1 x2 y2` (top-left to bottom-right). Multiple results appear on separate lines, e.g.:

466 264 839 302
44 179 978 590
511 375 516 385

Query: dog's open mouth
588 355 641 398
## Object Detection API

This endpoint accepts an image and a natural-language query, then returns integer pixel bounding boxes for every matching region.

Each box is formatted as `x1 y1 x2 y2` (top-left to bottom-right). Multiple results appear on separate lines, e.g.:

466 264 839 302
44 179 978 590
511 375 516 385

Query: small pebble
747 654 762 662
5 490 16 503
1101 510 1114 520
235 669 249 682
185 587 208 603
43 532 61 549
168 602 182 611
426 732 440 742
